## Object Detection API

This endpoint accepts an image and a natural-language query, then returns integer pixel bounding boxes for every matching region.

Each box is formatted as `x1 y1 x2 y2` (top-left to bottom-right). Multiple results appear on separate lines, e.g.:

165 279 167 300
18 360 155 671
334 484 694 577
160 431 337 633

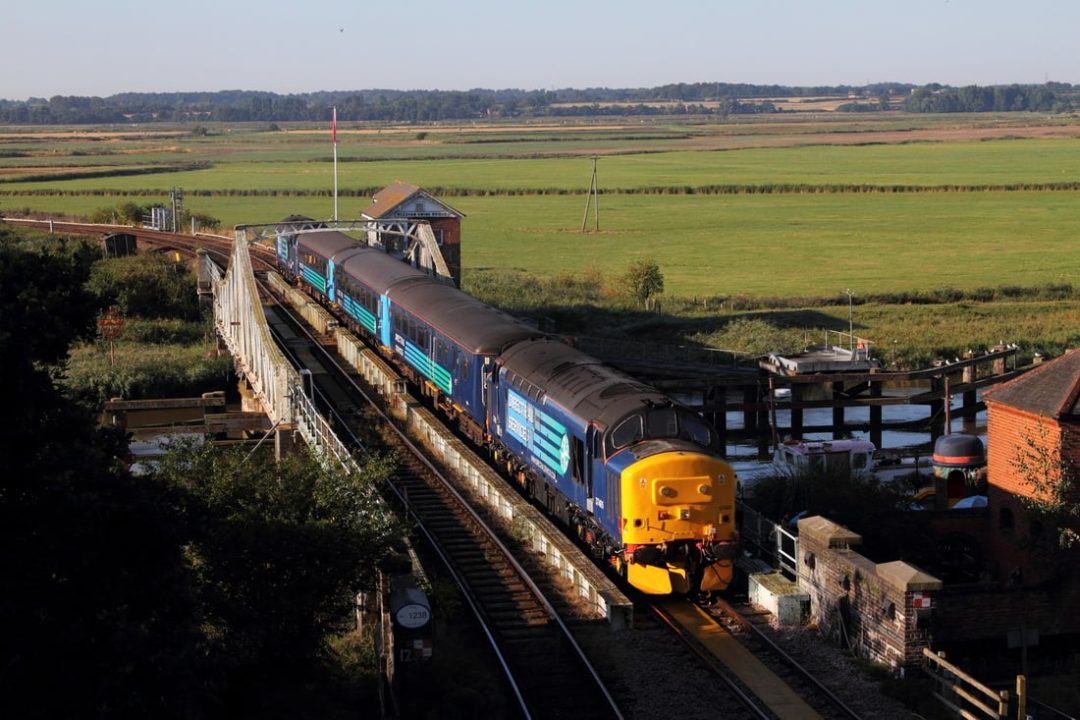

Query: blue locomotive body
274 224 738 595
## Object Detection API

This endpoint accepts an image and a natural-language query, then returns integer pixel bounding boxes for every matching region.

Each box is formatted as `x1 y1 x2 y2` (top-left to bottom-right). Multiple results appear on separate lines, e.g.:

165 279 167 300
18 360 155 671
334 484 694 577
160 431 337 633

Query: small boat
771 438 876 478
737 437 929 490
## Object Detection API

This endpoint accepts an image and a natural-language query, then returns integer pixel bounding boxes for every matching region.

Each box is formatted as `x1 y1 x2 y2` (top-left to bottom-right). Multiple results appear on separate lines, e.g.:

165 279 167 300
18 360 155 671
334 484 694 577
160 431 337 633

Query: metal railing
210 234 294 425
739 501 799 579
206 236 367 483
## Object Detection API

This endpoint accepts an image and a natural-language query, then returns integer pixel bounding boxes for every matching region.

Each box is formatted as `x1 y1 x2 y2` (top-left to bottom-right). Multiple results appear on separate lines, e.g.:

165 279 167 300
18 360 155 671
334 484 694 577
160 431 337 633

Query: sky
5 0 1079 100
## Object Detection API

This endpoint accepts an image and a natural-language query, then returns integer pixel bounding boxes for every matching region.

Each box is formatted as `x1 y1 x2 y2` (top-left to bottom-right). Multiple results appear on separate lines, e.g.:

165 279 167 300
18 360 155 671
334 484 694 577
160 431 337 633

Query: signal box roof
361 181 464 220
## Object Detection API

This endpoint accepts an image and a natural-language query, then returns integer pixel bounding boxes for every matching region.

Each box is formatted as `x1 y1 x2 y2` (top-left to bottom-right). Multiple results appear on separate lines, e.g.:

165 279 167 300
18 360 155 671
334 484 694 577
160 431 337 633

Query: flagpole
332 106 339 221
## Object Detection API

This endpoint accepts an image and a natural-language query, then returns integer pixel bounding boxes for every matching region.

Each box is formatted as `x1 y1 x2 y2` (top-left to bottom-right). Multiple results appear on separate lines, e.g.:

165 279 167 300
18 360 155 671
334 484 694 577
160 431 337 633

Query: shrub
86 254 200 320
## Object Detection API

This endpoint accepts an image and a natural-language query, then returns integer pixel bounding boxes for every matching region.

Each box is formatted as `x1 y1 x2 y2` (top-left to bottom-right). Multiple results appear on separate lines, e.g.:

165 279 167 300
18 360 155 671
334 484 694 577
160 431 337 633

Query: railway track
257 271 623 720
672 594 865 720
709 595 862 719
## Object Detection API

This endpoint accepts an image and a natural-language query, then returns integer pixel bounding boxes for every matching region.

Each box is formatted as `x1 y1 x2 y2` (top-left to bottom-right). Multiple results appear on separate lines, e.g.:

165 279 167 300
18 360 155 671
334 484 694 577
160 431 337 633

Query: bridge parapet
209 236 294 425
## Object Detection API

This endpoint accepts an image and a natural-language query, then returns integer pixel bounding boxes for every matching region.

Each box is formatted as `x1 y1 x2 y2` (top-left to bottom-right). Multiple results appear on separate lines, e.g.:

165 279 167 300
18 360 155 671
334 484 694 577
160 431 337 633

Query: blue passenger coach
292 230 358 301
381 279 543 440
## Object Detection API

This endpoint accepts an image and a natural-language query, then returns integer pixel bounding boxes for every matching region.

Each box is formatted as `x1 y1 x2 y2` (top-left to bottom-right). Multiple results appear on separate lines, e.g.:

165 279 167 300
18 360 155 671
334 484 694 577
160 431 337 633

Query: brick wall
985 401 1080 586
798 516 941 669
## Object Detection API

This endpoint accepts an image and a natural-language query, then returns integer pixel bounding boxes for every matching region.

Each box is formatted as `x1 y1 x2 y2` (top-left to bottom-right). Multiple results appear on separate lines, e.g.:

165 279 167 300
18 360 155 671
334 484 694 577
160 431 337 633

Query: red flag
331 107 337 145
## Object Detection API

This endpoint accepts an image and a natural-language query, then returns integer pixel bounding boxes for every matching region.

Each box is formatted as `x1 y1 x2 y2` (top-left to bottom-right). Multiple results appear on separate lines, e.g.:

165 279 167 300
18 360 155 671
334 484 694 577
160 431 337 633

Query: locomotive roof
297 230 361 260
336 244 430 294
390 280 544 354
497 338 668 428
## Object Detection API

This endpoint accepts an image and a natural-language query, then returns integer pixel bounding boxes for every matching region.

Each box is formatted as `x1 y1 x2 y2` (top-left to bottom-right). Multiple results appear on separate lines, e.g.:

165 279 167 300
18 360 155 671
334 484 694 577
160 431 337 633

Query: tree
85 252 201 319
621 258 665 309
149 441 399 714
1 230 208 718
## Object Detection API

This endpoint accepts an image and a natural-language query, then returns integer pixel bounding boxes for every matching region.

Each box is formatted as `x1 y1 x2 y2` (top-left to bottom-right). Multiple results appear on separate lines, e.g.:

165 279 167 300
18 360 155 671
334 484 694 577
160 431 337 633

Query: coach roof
297 230 359 260
389 280 542 354
336 244 429 294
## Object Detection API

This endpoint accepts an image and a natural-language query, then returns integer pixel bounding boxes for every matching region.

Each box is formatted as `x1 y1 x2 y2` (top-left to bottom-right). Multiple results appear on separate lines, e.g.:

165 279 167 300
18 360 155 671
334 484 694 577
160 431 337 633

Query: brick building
983 348 1080 587
360 181 463 286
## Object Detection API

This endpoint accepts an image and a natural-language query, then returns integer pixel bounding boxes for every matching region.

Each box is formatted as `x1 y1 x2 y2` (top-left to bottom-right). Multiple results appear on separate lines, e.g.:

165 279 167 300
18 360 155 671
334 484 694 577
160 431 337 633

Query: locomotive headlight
659 485 675 498
698 484 711 495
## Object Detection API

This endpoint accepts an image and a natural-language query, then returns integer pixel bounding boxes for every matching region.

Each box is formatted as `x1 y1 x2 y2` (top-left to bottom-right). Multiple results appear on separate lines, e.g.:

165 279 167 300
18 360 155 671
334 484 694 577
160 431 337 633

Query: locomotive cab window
646 408 678 438
609 414 643 452
677 410 715 448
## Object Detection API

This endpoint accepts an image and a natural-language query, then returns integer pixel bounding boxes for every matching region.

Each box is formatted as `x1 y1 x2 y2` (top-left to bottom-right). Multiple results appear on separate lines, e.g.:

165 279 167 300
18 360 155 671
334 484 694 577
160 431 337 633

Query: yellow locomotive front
617 449 738 595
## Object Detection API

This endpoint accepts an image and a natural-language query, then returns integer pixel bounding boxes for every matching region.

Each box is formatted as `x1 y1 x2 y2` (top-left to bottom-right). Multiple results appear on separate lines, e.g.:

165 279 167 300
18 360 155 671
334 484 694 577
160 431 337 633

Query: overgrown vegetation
0 224 400 717
55 250 230 402
466 263 1080 369
86 200 221 231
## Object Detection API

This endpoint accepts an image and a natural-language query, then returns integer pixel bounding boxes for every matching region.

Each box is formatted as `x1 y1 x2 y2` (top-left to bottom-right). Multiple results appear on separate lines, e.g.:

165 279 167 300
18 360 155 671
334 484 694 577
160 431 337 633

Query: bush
86 254 201 320
64 341 231 404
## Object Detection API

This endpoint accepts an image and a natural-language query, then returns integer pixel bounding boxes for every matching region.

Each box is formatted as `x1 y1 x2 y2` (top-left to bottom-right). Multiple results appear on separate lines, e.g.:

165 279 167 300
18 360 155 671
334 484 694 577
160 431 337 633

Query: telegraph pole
580 156 599 233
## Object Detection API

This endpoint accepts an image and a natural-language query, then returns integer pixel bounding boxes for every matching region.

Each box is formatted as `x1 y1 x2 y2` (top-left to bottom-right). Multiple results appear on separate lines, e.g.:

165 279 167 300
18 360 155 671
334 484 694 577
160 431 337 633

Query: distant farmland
3 113 1080 300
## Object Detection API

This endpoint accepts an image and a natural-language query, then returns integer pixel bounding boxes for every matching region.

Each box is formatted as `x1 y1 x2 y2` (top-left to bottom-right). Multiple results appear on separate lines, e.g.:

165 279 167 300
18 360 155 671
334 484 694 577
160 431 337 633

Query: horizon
3 78 1072 104
7 0 1078 101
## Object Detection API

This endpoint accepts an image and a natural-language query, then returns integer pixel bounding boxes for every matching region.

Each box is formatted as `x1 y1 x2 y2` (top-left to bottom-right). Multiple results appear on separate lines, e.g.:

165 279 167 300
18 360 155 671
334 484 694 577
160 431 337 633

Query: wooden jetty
585 337 1027 458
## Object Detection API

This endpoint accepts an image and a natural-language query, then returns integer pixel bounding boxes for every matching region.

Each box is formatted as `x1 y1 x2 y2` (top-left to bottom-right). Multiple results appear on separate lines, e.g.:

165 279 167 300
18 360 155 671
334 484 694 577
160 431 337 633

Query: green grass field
4 114 1080 305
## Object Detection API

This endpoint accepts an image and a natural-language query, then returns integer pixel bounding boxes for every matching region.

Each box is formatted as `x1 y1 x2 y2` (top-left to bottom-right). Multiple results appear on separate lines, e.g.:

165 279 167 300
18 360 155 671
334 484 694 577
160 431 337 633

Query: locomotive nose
619 451 737 595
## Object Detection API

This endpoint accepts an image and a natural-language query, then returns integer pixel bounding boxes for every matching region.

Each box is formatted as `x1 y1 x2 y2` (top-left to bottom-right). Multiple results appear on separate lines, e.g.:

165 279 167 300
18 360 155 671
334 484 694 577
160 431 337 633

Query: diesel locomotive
276 225 737 595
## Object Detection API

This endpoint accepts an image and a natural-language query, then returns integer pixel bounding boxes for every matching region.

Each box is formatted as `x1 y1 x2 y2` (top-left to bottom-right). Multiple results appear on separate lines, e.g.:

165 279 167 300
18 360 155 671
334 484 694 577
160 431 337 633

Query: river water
706 387 988 479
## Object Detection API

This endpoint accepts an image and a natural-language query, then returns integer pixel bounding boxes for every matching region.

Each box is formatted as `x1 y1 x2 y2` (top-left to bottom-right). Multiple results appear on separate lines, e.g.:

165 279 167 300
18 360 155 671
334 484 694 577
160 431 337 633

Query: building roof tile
360 181 463 220
984 348 1080 419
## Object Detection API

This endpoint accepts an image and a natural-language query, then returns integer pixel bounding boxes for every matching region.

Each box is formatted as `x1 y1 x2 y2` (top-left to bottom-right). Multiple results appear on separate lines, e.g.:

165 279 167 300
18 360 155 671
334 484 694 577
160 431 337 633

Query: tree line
0 82 1073 124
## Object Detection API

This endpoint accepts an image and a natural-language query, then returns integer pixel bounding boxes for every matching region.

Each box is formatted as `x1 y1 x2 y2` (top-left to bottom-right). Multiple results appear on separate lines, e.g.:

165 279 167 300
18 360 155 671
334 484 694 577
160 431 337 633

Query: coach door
583 426 599 515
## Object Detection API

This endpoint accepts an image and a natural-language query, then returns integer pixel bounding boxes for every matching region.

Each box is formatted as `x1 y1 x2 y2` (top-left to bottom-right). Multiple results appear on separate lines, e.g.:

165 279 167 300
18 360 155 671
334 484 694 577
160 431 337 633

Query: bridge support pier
790 385 803 440
275 423 298 461
705 385 726 456
831 381 845 440
238 378 260 413
870 382 883 449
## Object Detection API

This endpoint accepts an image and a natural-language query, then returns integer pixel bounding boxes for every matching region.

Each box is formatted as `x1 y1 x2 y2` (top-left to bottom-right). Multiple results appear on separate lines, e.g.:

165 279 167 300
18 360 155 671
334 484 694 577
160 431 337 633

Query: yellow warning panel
659 599 823 720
